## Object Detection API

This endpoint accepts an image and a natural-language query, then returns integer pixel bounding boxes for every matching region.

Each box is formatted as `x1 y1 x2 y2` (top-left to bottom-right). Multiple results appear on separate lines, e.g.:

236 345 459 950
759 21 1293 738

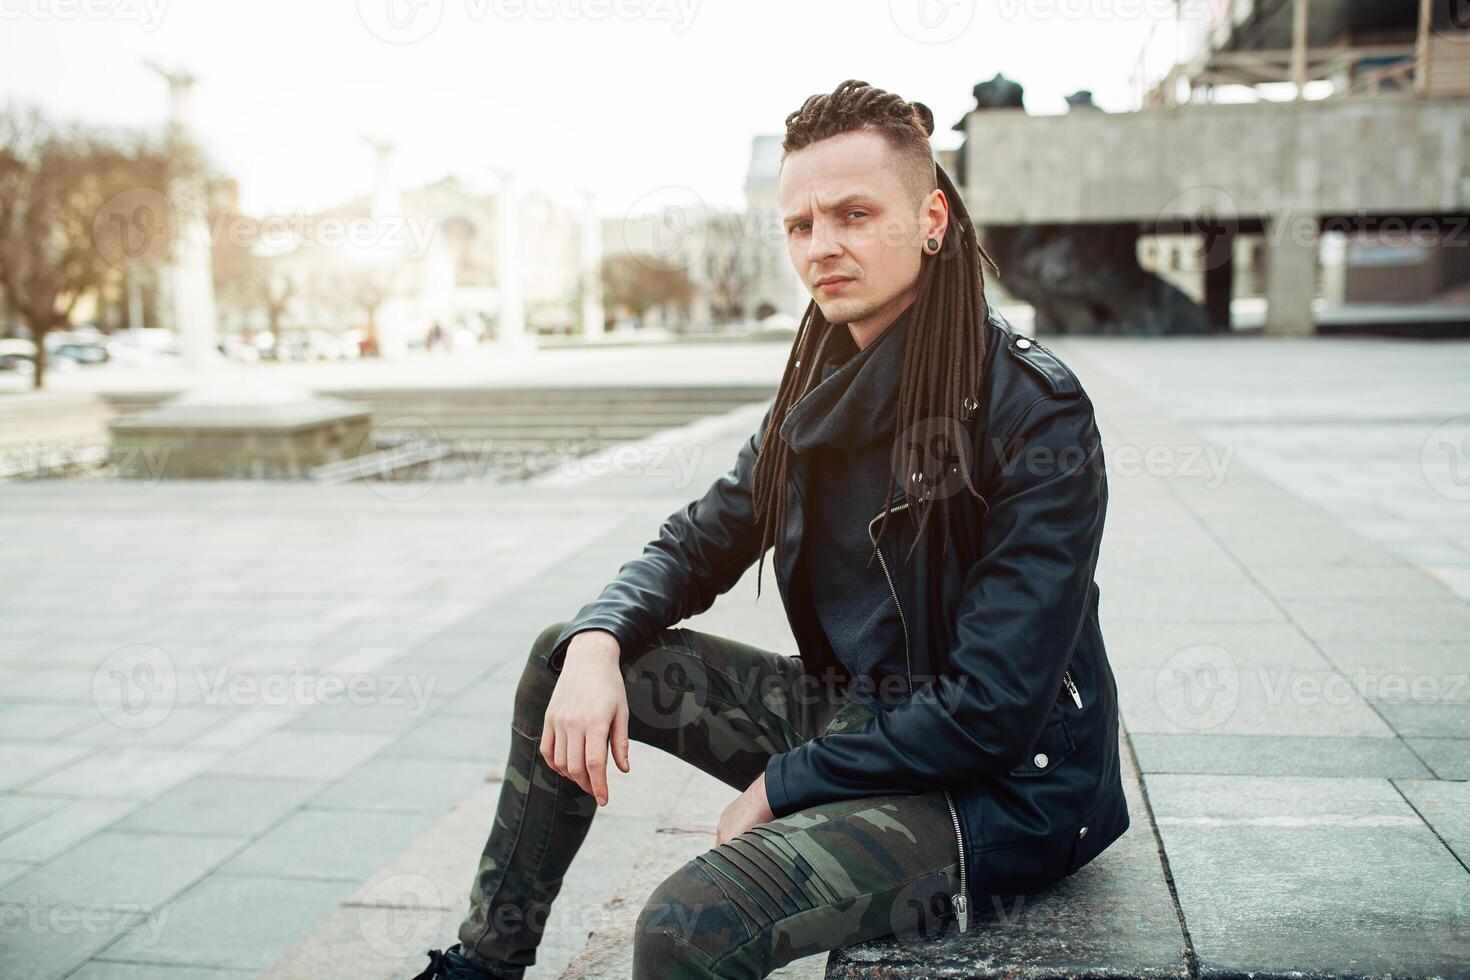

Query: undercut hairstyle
750 78 999 599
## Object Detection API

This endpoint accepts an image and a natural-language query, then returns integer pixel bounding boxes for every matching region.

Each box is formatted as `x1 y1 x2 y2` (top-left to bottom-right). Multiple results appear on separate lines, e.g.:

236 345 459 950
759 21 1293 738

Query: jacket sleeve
762 391 1107 817
545 399 776 674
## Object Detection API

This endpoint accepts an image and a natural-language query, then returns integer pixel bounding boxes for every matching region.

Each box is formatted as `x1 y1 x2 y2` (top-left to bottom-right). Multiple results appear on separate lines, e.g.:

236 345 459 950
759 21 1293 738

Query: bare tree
601 253 693 329
707 240 757 325
0 100 168 387
347 265 391 335
213 218 297 338
309 263 395 356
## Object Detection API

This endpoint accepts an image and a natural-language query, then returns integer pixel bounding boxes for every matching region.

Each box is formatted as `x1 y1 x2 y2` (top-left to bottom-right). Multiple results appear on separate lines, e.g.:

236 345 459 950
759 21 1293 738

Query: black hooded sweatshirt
777 300 914 686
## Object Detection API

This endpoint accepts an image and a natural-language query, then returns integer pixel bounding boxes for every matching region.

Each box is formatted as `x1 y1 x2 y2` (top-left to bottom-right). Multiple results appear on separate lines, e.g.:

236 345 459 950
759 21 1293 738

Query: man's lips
815 276 854 293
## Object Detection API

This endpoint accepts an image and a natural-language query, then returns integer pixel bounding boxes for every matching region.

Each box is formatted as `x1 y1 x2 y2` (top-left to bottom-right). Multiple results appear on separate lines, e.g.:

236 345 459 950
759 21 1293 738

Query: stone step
824 732 1188 978
91 385 778 452
99 385 778 411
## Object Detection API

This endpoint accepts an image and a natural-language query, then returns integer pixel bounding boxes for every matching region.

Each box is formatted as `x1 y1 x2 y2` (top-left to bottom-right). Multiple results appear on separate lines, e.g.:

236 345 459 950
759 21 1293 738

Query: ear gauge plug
925 237 939 253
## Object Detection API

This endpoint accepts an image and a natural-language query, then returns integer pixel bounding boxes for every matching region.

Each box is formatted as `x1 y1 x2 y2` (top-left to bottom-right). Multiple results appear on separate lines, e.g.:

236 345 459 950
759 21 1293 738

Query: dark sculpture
965 77 1211 335
1064 89 1100 111
985 226 1210 336
973 73 1025 110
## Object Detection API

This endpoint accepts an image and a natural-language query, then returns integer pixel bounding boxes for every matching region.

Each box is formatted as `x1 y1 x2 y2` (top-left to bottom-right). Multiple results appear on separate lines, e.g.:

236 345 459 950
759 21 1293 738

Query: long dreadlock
750 78 999 600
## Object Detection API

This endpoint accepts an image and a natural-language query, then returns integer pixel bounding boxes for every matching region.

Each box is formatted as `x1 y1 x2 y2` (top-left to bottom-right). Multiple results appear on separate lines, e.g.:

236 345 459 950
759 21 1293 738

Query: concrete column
147 62 219 371
579 189 605 340
1202 227 1235 332
126 270 144 339
494 171 528 352
1264 209 1318 336
169 210 219 370
1416 0 1433 96
1291 0 1309 99
365 138 401 223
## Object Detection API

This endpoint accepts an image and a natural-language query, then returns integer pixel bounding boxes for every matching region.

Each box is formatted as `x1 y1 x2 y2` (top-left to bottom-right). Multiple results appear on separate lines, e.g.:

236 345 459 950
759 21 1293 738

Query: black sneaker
411 943 522 980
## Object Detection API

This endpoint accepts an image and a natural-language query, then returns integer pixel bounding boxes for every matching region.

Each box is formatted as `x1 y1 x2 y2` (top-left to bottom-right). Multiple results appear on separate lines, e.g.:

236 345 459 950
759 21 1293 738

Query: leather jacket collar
777 301 914 456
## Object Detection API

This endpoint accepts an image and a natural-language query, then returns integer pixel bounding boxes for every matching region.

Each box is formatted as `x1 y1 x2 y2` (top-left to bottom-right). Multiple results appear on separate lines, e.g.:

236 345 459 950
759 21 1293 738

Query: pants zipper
867 502 968 933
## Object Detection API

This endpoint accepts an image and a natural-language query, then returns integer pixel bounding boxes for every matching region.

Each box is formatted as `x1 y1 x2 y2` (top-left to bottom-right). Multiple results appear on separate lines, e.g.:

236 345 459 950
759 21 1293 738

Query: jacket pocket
1066 777 1130 876
1006 717 1076 778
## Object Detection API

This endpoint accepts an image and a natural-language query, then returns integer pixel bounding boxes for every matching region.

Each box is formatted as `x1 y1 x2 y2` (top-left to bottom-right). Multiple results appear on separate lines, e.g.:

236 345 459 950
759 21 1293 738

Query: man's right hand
539 629 630 806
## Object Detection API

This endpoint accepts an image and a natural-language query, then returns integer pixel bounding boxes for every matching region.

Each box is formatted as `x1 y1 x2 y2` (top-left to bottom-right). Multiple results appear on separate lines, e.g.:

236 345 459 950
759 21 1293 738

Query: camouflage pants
458 620 962 979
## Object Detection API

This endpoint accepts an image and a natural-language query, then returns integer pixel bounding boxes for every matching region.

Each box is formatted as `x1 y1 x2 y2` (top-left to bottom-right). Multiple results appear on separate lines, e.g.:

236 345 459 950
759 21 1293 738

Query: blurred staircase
323 385 776 452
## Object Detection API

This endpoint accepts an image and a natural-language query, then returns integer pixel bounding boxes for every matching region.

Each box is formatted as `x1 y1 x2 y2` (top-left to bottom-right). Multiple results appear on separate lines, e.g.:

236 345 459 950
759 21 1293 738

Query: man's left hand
716 772 774 846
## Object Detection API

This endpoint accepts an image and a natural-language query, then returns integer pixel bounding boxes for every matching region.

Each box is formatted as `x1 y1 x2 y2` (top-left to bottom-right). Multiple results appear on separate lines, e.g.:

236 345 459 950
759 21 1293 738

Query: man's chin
814 296 870 324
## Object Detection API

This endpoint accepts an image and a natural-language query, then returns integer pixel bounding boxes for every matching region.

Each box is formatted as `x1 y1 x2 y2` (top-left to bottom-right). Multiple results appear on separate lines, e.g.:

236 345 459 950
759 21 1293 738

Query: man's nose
805 219 842 263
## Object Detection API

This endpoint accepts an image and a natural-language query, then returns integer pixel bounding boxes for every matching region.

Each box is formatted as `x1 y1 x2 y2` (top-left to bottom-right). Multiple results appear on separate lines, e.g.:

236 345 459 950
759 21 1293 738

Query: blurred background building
958 0 1470 338
3 0 1468 390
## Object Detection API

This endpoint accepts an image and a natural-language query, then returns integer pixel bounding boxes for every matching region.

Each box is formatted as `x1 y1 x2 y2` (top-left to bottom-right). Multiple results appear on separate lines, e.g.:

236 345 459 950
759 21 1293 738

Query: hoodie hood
778 302 914 456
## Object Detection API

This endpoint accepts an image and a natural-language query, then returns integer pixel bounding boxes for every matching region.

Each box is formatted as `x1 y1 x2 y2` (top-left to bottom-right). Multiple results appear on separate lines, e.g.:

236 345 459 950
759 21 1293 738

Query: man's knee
531 620 570 668
513 620 569 737
632 860 740 977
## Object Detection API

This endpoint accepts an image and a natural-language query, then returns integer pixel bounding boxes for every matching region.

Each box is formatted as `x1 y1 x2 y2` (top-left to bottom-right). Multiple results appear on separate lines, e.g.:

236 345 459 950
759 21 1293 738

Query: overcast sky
1 0 1189 220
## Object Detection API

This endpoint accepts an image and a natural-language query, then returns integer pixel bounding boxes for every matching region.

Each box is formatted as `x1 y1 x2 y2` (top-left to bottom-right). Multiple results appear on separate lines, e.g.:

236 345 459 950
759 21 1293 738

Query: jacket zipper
867 501 968 933
1063 670 1083 708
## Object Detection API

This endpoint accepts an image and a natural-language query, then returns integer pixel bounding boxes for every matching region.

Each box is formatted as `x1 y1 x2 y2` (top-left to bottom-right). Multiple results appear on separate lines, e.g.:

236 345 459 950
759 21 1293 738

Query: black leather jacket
547 308 1129 927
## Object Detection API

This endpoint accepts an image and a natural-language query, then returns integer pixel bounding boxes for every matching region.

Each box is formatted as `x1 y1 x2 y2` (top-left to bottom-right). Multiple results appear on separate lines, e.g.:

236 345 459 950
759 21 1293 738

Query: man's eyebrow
782 193 874 225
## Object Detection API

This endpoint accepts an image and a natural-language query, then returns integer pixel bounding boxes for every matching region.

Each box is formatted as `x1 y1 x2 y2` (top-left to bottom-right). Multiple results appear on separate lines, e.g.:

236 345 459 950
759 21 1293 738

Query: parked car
52 342 109 365
218 338 262 363
107 328 180 367
0 339 36 373
274 329 356 361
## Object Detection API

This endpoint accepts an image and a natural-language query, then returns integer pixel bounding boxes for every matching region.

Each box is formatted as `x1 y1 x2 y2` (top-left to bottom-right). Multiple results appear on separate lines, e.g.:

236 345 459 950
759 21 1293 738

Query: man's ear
924 187 950 248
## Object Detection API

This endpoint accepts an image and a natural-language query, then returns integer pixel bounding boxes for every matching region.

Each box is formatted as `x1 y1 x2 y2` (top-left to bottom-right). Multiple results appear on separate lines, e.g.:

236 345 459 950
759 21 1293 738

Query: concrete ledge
825 735 1189 979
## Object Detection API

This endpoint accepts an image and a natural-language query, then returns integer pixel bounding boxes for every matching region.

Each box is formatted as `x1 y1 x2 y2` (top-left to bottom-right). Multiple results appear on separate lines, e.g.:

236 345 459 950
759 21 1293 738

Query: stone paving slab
99 874 350 972
0 832 243 909
1146 773 1470 978
1408 738 1470 780
1129 732 1434 779
1396 779 1470 867
113 776 325 838
71 963 253 979
0 801 138 865
222 810 436 882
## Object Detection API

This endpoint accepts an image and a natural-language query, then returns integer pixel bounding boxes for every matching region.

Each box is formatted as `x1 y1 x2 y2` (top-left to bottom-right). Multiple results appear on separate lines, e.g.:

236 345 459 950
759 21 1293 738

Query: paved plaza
1 333 1468 977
